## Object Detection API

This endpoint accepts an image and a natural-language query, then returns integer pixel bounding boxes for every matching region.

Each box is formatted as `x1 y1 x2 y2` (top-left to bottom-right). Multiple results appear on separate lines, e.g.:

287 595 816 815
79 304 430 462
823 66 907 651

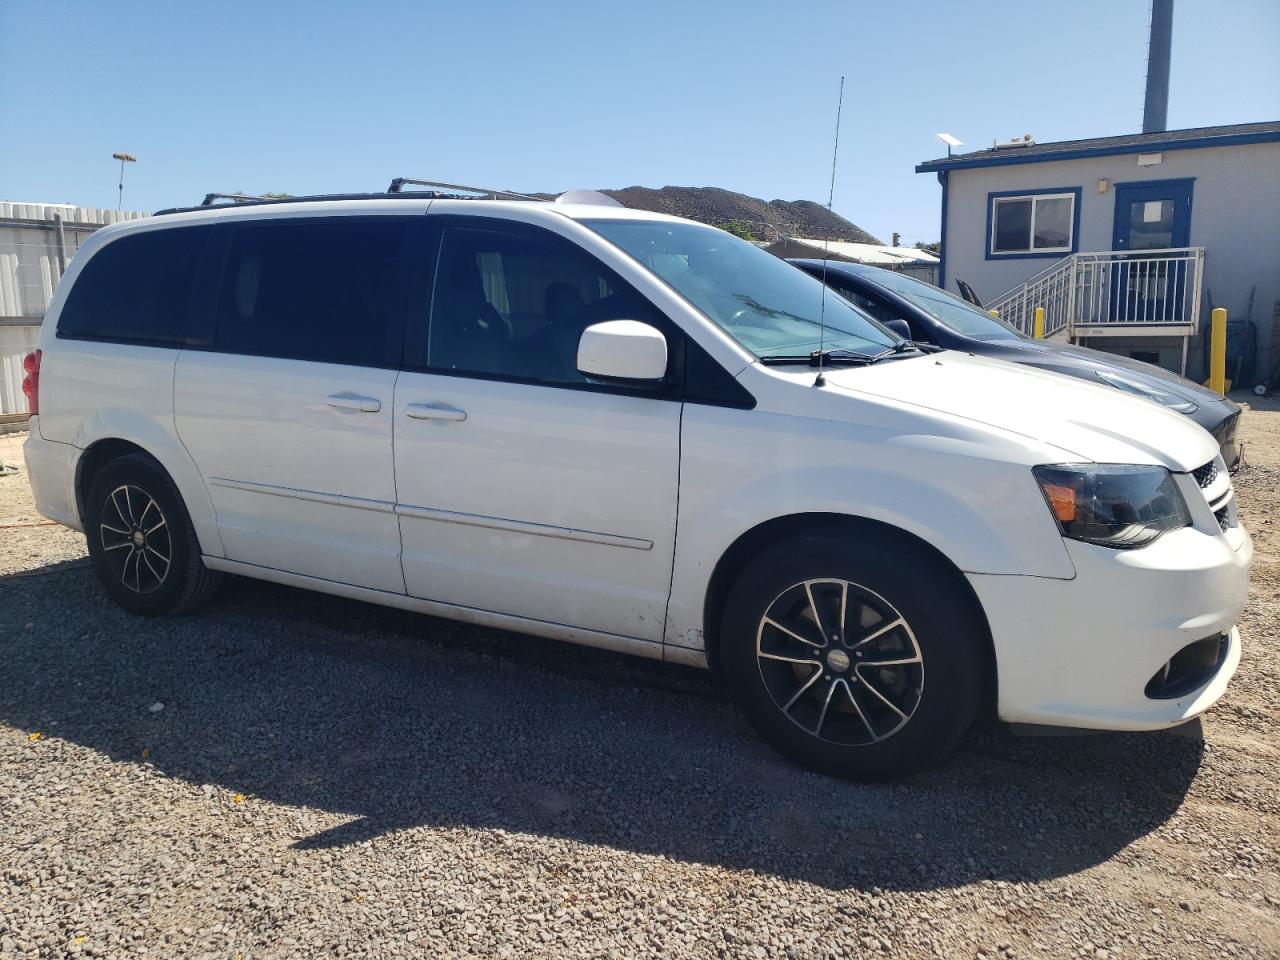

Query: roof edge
915 124 1280 173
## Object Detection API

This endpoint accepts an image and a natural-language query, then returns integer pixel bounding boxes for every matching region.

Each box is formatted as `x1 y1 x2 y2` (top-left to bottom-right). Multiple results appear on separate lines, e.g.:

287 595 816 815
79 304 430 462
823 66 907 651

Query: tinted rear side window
214 217 413 368
58 226 211 345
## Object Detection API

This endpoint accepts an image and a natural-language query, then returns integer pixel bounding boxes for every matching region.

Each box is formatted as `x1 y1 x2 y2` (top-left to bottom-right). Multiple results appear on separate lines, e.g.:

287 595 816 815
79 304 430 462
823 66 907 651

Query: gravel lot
2 404 1278 960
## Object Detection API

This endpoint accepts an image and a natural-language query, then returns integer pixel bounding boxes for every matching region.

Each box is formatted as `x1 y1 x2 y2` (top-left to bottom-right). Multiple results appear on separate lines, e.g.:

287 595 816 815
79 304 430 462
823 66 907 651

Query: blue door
1112 179 1193 251
1110 179 1194 323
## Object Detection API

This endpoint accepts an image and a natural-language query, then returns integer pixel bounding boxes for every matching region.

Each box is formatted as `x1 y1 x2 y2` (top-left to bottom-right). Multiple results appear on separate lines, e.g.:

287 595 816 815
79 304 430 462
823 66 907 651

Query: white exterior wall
939 140 1280 376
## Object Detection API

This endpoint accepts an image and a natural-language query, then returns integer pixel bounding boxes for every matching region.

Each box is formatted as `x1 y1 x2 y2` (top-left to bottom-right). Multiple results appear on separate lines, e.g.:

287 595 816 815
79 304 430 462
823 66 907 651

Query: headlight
1095 369 1198 414
1033 464 1191 549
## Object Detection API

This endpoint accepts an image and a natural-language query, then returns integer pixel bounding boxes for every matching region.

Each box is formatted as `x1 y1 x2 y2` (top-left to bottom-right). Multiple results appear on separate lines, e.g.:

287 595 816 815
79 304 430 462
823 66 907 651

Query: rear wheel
720 531 986 780
84 453 223 616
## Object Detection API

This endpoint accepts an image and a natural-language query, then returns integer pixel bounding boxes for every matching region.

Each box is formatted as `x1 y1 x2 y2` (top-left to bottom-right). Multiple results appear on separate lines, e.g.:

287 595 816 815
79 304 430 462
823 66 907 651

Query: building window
988 190 1078 256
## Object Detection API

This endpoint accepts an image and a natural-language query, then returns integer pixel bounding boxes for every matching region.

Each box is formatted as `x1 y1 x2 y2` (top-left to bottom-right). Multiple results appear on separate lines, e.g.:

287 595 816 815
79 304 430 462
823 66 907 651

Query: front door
1110 179 1194 323
392 218 681 643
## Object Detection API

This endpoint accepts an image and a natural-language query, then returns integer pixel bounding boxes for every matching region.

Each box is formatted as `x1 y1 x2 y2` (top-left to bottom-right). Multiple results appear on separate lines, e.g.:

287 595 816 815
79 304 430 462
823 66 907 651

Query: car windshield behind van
861 268 1023 342
587 220 897 359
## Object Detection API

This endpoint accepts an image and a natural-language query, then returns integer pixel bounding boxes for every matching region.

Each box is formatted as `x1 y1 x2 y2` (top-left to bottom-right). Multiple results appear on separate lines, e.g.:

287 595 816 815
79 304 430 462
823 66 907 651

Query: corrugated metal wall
0 202 148 416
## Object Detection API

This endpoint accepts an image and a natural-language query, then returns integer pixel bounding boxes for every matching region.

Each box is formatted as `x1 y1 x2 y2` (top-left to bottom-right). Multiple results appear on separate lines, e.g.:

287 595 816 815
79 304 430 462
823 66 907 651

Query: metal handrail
986 247 1205 339
989 253 1074 302
1073 246 1205 259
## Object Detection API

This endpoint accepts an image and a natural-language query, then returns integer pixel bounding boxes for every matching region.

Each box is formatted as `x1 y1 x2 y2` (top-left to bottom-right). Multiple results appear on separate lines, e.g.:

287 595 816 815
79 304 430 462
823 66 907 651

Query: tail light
21 349 41 416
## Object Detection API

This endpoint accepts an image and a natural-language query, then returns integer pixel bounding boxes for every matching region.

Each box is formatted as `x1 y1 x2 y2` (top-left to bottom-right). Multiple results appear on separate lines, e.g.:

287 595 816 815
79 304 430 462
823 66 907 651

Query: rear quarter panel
37 338 224 557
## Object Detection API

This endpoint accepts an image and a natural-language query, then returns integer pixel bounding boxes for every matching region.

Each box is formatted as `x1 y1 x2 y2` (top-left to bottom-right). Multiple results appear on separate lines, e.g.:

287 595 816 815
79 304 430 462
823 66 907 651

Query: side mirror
577 320 668 383
883 317 912 340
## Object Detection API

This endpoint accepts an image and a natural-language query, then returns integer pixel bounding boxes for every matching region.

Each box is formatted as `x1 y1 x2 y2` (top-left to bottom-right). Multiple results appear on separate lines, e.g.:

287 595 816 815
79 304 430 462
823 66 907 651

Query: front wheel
720 531 986 780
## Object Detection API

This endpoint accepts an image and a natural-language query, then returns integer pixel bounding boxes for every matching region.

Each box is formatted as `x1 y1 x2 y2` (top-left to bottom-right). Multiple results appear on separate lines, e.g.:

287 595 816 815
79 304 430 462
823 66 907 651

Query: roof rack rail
153 192 435 216
153 181 544 218
387 177 539 200
200 192 268 207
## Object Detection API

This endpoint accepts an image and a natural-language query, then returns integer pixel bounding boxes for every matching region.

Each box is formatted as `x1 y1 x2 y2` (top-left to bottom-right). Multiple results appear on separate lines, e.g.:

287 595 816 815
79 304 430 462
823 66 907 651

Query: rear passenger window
215 218 412 368
427 224 660 384
57 226 211 345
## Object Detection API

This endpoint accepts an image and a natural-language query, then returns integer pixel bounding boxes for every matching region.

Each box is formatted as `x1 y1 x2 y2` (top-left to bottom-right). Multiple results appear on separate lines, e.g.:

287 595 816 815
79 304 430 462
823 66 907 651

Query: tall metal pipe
1143 0 1174 133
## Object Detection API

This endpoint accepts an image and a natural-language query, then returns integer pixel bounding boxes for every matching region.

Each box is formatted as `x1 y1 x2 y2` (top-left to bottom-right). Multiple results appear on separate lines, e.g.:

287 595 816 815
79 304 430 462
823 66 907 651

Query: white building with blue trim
917 121 1280 384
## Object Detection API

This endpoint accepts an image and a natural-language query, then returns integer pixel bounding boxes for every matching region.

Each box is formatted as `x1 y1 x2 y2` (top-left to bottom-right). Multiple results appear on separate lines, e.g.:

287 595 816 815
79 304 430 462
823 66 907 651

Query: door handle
326 392 382 413
406 402 467 422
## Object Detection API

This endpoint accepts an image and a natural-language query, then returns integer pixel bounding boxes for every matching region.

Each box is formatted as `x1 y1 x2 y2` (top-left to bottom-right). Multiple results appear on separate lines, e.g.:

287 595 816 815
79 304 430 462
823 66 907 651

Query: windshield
861 269 1024 341
585 220 898 358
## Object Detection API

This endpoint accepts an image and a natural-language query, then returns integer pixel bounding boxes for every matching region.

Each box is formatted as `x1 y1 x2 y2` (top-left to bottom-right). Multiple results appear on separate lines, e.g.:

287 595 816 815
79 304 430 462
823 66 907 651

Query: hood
817 351 1218 471
993 339 1236 409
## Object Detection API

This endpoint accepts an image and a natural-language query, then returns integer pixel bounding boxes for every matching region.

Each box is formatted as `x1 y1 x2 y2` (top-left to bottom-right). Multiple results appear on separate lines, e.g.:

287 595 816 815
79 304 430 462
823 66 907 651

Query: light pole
112 152 136 211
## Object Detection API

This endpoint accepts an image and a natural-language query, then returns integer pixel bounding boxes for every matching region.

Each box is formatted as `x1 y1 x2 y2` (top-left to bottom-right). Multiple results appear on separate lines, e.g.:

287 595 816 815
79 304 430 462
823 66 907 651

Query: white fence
0 326 39 416
1 351 30 416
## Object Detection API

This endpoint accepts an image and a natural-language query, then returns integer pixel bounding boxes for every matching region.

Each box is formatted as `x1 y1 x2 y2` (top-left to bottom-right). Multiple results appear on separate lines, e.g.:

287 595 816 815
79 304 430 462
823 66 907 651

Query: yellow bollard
1208 307 1228 396
1033 306 1045 340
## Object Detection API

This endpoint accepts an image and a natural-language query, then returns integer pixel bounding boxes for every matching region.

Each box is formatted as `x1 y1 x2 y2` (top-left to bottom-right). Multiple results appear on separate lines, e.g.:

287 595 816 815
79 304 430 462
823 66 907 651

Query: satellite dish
555 189 623 207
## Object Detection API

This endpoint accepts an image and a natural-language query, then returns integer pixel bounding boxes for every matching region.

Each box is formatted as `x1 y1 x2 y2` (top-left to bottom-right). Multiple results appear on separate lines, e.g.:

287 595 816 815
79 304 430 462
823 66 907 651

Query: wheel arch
75 438 155 521
72 425 224 559
701 512 997 711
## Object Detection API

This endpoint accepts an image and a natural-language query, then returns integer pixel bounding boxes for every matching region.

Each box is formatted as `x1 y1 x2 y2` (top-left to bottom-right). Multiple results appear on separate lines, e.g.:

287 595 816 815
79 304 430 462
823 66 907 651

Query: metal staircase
987 247 1205 344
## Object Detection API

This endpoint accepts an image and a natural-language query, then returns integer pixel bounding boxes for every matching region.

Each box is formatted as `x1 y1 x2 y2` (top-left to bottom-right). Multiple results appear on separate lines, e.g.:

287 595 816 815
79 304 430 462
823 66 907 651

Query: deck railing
987 247 1205 339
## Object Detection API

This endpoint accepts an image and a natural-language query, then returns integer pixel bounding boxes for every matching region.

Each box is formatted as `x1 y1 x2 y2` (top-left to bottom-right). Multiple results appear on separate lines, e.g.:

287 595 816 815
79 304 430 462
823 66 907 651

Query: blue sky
2 1 1277 244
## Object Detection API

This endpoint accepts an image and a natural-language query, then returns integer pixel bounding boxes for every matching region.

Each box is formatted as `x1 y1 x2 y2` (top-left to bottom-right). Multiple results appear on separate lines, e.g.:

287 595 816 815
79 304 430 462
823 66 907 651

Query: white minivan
22 195 1252 779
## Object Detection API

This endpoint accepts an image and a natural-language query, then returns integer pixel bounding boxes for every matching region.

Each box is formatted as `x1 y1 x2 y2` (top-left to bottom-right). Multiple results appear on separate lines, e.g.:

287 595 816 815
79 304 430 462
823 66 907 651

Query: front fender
664 405 1074 651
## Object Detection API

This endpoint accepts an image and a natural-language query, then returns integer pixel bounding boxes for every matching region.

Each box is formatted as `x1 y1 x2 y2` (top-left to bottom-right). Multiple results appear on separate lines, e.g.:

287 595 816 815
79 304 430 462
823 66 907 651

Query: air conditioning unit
994 134 1036 150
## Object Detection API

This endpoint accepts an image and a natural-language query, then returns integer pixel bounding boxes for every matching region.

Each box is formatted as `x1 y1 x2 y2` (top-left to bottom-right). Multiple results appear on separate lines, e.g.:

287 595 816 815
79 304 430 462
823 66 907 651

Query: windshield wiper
759 350 880 367
898 340 944 354
759 344 922 367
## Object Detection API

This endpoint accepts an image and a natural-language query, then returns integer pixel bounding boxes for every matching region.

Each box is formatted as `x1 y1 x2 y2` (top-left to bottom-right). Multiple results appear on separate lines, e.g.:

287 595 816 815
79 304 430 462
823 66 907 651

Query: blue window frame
985 186 1082 260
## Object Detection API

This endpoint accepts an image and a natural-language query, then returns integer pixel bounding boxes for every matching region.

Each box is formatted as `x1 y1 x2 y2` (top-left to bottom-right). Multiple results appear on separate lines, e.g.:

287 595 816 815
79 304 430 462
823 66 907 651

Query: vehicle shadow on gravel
1 562 1205 893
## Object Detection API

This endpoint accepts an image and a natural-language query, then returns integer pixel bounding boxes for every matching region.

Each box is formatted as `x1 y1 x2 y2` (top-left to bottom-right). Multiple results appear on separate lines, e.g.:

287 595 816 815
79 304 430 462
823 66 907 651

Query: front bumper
969 521 1252 731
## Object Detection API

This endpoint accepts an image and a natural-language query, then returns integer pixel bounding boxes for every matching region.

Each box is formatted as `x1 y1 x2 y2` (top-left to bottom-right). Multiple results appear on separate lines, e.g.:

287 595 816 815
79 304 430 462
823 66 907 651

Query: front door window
426 224 661 385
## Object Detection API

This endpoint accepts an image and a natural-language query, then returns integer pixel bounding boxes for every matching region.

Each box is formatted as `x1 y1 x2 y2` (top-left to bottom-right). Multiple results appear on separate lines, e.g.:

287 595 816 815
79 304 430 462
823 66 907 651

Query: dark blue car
791 259 1242 468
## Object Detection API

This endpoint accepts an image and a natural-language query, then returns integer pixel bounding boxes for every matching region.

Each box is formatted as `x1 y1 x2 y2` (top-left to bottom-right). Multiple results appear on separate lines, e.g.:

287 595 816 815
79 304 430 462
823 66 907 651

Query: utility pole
112 152 137 211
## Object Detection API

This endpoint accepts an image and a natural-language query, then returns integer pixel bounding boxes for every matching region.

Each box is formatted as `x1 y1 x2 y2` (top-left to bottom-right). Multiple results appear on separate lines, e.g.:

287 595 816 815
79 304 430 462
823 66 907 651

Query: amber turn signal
1041 482 1077 523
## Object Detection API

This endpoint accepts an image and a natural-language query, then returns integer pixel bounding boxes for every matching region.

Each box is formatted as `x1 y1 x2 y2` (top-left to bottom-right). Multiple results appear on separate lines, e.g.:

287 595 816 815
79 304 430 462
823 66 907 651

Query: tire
84 452 223 616
719 529 986 781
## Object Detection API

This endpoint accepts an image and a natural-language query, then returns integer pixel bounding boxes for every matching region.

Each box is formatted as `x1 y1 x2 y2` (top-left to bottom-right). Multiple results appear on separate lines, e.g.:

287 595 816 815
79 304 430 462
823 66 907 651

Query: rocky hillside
583 186 880 244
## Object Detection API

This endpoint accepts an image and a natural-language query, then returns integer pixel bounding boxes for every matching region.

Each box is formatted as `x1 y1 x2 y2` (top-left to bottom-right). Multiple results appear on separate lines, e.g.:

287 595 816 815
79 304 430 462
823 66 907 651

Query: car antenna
815 75 845 388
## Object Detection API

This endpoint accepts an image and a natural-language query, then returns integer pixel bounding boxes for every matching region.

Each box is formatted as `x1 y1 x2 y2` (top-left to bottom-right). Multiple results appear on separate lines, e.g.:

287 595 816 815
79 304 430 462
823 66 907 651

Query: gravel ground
1 405 1278 960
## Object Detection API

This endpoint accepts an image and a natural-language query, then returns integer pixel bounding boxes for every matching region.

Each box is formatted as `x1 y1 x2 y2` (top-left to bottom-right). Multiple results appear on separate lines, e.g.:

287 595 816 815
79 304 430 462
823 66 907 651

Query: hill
595 185 881 244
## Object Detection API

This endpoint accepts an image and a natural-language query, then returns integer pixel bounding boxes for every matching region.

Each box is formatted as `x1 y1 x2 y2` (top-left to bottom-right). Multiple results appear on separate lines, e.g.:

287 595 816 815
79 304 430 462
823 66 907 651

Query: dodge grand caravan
22 195 1253 779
